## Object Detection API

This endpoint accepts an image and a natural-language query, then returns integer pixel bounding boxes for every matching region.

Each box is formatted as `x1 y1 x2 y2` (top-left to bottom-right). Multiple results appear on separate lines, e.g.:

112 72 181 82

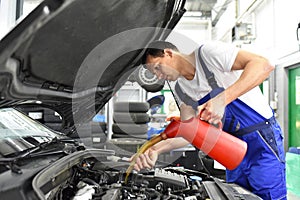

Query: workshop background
1 0 300 199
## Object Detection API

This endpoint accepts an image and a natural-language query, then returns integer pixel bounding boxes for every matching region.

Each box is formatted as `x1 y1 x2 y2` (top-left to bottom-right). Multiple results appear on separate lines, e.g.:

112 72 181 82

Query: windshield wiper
0 137 85 173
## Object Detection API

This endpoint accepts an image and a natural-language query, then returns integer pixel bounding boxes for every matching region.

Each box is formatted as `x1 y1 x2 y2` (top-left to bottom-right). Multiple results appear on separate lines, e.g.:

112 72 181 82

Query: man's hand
130 148 158 171
197 93 226 125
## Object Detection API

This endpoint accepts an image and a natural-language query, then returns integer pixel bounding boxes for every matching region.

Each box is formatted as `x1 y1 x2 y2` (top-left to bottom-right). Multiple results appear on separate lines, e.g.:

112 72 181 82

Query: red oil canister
160 117 247 170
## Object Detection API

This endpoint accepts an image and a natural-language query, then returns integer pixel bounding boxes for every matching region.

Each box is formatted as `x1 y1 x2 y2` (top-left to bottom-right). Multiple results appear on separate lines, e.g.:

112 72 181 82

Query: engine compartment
47 157 214 200
32 149 261 200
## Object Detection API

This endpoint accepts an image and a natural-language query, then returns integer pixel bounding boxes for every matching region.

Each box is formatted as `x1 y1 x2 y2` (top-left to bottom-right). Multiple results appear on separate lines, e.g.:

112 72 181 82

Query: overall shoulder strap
174 45 222 109
197 45 219 89
174 82 198 110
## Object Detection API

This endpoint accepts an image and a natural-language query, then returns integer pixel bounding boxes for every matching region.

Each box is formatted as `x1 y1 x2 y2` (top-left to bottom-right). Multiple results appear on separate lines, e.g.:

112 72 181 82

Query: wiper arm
0 137 84 173
0 145 43 164
19 137 84 158
0 143 58 174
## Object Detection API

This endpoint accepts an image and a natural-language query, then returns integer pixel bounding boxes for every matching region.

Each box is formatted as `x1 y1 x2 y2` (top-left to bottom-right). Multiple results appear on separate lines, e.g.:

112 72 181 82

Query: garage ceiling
185 0 218 18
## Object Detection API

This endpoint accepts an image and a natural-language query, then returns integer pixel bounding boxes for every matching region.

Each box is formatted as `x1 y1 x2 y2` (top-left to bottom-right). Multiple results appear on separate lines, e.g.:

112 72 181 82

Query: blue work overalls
175 47 287 200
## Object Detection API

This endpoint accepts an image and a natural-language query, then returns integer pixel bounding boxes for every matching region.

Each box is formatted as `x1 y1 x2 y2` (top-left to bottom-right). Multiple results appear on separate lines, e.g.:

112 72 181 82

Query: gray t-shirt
174 41 273 119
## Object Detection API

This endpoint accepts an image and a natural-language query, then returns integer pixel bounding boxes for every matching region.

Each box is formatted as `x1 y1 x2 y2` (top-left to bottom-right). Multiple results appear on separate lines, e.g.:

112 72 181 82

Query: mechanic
132 40 287 200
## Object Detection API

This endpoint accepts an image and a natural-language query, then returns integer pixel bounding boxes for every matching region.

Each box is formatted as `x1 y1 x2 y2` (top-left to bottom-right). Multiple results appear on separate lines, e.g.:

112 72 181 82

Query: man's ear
164 48 173 57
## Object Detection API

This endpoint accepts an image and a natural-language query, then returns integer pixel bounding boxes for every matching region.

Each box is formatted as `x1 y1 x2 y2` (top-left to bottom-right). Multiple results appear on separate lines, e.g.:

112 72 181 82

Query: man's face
145 50 180 81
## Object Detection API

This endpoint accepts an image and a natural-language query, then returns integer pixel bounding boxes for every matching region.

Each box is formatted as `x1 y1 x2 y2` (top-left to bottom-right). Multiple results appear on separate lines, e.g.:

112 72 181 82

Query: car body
0 0 262 199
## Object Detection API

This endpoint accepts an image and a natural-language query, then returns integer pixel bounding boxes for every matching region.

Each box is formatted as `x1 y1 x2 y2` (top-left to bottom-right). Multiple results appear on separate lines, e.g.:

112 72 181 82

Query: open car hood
0 0 186 129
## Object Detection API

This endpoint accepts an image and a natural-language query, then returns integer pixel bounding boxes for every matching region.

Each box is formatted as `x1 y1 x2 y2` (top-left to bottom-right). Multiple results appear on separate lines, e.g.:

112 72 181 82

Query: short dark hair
141 40 178 64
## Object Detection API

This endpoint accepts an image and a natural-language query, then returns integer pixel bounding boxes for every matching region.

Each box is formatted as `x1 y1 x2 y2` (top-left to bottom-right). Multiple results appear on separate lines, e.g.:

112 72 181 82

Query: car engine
32 150 261 200
48 158 212 200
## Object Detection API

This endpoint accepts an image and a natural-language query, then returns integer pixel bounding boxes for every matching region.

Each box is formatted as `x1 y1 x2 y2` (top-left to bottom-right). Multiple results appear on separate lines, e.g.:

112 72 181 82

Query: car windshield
0 108 58 139
0 108 62 156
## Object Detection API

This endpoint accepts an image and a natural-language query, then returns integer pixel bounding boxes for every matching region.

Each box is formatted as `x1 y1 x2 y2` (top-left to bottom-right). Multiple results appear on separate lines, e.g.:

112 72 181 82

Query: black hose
166 80 181 111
